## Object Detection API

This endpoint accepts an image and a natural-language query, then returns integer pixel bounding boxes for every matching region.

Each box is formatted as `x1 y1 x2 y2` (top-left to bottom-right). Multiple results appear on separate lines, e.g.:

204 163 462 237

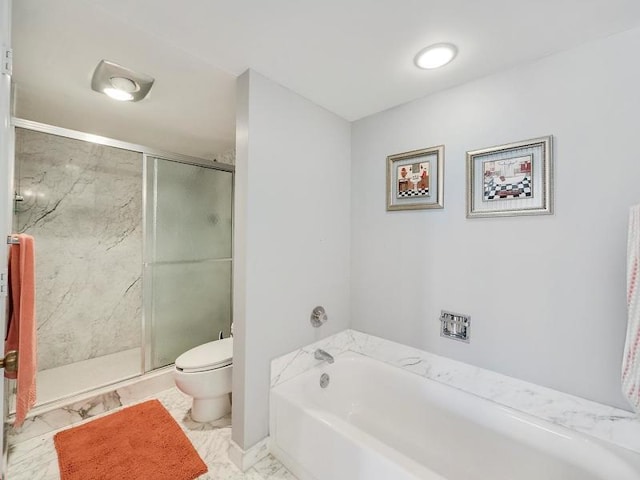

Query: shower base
36 348 142 406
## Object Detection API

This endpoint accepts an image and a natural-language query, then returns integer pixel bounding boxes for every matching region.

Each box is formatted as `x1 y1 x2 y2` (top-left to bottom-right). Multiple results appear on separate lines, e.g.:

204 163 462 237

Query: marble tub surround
7 387 297 480
13 127 143 370
271 329 640 455
6 367 174 445
270 330 362 388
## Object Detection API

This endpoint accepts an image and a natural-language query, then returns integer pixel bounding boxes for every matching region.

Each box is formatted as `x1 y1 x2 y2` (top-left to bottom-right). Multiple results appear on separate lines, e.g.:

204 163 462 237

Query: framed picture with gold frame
386 145 444 211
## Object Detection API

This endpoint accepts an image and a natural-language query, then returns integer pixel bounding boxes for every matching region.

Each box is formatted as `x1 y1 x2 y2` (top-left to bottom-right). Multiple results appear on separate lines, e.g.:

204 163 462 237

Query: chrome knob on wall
310 306 327 327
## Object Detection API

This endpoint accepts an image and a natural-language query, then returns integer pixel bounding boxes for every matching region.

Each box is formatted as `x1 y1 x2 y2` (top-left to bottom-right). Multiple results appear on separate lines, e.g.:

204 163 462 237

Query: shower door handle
0 350 18 374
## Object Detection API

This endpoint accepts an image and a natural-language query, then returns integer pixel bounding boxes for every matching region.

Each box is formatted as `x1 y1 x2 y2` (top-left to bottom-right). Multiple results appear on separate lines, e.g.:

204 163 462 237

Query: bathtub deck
7 387 297 480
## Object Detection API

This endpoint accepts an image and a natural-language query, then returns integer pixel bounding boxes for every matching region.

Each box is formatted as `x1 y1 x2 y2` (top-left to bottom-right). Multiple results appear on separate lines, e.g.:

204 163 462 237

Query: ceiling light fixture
103 76 137 101
414 43 458 70
91 60 155 102
103 88 134 102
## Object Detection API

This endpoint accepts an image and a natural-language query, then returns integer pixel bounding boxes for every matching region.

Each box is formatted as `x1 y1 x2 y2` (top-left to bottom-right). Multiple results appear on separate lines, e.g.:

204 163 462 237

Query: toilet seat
175 337 233 373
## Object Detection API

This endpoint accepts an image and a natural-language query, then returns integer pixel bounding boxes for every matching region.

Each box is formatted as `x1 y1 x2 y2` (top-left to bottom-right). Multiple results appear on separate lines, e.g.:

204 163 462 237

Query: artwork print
387 145 443 211
467 136 552 218
397 161 430 198
482 155 533 201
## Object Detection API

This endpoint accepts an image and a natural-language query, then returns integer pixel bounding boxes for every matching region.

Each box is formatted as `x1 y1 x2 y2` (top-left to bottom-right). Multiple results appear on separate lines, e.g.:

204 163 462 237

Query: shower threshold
35 347 142 407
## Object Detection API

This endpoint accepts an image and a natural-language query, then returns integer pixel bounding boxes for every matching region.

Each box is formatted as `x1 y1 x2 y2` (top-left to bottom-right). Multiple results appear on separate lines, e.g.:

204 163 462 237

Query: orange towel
5 234 37 427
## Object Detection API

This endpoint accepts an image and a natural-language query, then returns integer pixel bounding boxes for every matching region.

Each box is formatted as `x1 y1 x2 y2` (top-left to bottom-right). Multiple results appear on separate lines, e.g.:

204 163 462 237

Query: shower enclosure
12 120 233 406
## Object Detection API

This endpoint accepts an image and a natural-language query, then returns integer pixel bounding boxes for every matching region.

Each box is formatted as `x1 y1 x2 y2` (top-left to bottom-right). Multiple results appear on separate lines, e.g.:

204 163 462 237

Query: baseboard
229 436 270 471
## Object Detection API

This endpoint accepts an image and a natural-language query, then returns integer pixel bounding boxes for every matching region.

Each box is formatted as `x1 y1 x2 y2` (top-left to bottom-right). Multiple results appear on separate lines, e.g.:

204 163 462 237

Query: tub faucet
314 349 334 364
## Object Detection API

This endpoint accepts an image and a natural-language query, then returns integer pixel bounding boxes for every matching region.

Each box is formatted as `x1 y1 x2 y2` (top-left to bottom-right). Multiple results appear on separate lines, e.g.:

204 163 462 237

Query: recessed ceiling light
414 43 458 69
110 76 138 93
103 87 134 102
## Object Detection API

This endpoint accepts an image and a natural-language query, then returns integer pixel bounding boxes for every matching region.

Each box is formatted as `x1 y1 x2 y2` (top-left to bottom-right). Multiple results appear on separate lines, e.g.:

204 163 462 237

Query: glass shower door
145 156 233 370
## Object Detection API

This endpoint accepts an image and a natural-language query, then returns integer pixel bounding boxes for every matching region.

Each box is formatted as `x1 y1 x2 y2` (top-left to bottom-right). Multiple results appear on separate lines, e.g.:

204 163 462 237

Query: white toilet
174 337 233 422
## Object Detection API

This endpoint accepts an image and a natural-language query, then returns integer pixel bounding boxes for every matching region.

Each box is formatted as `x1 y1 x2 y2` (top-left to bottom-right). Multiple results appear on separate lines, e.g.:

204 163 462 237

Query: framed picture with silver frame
386 145 444 211
466 136 553 218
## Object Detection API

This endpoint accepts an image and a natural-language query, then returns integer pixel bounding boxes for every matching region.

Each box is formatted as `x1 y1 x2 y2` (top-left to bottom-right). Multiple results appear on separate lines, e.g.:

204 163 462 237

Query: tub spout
314 349 334 364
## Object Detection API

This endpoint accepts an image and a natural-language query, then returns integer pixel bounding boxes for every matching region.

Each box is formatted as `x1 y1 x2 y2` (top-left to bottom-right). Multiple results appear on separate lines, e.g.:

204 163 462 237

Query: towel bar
6 236 19 245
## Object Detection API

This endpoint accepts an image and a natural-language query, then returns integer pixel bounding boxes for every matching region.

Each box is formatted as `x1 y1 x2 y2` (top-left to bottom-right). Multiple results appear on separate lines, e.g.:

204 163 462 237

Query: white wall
351 27 640 409
233 70 351 448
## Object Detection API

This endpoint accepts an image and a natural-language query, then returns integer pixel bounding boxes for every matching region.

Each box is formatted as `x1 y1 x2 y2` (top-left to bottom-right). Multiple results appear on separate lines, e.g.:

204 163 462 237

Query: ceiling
11 0 640 159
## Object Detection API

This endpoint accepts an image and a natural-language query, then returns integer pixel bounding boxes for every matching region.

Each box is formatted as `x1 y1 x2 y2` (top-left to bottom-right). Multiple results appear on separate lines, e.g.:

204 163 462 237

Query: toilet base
191 395 231 422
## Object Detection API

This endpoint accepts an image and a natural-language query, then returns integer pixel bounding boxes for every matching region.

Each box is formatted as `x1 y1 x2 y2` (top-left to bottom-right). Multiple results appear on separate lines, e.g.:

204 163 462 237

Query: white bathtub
270 352 640 480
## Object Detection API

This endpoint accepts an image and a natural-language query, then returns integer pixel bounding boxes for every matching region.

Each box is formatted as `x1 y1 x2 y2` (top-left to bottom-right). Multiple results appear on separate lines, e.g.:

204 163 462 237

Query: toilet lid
175 337 233 372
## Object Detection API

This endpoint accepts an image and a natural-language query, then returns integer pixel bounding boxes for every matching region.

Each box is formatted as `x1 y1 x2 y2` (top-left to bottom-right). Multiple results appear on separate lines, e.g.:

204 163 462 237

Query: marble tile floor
7 387 297 480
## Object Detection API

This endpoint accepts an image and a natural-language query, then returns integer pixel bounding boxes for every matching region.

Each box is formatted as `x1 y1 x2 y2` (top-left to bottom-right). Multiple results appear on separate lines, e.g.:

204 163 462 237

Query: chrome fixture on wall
440 310 471 342
310 306 327 327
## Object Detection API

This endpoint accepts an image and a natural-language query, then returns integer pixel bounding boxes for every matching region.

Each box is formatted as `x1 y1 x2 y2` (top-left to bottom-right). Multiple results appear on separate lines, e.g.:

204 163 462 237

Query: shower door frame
1 0 13 475
11 118 234 380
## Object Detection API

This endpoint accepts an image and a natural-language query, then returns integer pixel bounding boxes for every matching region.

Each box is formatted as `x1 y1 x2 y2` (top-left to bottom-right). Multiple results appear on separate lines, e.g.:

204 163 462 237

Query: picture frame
466 136 553 218
386 145 444 211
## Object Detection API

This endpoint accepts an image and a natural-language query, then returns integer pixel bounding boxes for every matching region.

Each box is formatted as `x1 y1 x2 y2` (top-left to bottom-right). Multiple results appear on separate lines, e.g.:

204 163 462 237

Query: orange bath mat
53 399 208 480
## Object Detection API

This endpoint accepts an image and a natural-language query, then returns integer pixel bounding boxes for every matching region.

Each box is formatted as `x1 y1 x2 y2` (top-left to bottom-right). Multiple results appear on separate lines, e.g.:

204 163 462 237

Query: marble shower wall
13 128 142 370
